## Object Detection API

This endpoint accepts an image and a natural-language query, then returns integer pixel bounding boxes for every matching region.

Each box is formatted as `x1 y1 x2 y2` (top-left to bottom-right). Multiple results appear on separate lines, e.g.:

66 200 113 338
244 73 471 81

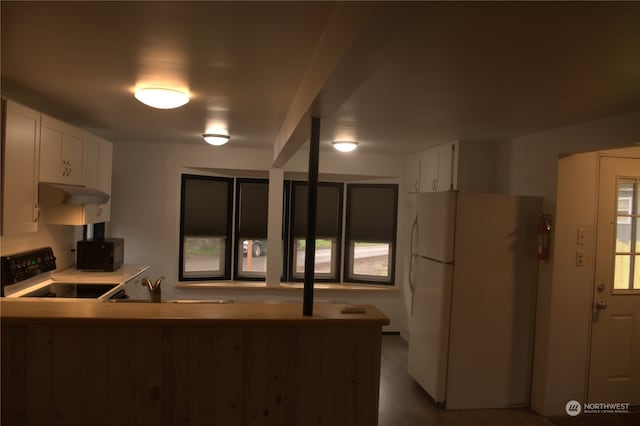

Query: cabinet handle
33 205 40 223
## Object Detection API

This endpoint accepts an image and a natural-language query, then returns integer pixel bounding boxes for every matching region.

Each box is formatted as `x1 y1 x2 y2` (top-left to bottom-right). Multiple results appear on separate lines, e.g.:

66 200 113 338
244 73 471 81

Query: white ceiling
2 1 640 161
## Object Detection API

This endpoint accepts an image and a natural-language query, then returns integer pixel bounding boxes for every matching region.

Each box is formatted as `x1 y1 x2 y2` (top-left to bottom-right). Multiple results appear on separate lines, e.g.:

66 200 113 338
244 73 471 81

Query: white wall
498 111 640 415
109 141 408 331
0 210 80 271
533 146 640 415
497 111 640 203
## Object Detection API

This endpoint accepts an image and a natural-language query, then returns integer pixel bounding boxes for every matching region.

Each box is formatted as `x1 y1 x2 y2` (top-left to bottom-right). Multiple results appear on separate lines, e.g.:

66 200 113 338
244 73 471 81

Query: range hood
39 183 110 205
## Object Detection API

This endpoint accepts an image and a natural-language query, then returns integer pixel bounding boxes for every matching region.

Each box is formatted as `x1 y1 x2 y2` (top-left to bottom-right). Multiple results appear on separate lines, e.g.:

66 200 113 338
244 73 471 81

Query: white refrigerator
408 191 541 409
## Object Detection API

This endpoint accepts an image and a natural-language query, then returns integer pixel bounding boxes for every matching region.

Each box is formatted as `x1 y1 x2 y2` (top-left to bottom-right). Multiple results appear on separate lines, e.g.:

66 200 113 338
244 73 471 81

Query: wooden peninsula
1 301 389 426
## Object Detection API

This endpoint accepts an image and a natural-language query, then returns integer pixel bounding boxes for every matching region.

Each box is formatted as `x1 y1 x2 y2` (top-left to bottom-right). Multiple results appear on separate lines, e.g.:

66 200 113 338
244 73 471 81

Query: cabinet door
83 135 99 189
406 155 421 193
436 143 455 191
82 204 110 224
82 136 112 223
40 115 86 185
419 149 439 192
1 99 41 235
40 115 65 183
96 137 112 194
62 125 86 186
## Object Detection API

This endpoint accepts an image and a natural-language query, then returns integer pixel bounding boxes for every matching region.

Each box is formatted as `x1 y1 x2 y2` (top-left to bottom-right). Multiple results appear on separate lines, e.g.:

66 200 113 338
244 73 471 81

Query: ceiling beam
271 3 374 167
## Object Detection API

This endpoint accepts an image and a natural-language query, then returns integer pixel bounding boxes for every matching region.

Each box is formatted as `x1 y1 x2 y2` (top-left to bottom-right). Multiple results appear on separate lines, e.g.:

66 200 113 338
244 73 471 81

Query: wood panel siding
1 302 387 426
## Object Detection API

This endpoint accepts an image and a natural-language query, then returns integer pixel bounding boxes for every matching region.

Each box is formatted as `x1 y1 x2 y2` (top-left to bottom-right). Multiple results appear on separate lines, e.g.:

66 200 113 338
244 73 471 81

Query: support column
303 116 321 316
266 168 284 287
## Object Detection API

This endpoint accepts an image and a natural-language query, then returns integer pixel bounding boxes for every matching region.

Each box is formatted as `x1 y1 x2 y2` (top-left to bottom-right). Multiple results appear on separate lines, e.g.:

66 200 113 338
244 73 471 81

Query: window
179 175 233 280
344 184 398 284
614 178 640 290
178 172 399 286
235 179 269 280
288 182 343 281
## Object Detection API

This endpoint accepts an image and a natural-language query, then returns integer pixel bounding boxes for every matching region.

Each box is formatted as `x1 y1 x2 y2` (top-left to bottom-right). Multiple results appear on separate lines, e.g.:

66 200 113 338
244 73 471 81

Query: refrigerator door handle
410 216 419 255
409 255 416 314
409 216 418 314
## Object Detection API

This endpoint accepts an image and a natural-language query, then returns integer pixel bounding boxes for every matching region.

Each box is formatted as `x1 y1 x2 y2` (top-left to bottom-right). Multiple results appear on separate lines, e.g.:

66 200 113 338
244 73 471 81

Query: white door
588 156 640 405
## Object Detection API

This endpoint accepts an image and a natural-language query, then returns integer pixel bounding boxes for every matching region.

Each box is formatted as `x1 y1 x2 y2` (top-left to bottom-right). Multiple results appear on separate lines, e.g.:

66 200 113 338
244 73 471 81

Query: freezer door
408 257 453 404
416 191 456 262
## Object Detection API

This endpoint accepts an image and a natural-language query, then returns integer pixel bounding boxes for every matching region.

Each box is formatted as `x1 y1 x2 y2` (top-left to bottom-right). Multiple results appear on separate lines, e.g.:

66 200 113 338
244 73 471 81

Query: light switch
576 250 585 267
577 227 587 245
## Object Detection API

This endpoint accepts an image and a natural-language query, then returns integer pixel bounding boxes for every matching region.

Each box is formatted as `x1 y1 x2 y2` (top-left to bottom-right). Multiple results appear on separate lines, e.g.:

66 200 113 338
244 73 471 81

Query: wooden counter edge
0 300 390 326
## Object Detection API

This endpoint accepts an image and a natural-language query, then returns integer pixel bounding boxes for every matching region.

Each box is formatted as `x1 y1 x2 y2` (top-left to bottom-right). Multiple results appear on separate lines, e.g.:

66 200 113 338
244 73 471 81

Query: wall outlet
576 250 585 267
577 227 587 245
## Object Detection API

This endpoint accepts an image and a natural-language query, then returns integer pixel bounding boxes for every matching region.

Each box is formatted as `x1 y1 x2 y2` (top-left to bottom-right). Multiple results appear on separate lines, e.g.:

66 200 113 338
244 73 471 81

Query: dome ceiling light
332 141 358 152
134 87 190 109
203 133 230 146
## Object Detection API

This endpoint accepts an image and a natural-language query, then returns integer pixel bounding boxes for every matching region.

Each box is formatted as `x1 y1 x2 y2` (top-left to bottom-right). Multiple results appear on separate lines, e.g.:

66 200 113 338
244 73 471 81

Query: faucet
141 276 165 302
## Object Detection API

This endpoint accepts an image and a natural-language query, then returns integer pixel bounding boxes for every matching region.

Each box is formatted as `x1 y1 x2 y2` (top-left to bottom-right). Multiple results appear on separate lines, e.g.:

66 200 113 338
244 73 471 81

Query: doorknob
595 301 607 310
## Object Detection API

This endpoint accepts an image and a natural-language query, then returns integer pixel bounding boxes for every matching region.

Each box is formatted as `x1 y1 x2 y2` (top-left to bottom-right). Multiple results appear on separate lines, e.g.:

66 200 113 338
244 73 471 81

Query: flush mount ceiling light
332 141 358 152
203 133 230 146
134 88 189 109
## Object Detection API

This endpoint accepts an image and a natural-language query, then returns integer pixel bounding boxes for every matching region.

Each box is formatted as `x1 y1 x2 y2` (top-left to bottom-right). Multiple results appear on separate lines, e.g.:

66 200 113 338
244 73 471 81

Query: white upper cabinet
82 134 113 223
406 155 421 193
40 114 86 186
415 142 456 193
83 134 112 194
43 133 113 225
1 99 41 235
408 141 497 194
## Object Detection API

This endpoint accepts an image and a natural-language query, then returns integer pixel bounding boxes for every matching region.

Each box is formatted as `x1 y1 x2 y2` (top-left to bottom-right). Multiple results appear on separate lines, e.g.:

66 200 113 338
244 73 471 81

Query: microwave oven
76 238 124 271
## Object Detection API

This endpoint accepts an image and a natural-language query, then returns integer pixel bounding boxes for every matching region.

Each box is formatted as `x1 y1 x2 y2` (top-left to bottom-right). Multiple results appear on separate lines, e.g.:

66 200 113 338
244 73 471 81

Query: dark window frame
234 178 269 281
179 174 234 281
287 181 344 282
343 183 398 285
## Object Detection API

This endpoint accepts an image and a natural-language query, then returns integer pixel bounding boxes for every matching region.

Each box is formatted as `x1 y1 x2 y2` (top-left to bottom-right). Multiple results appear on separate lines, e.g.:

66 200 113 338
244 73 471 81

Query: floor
378 335 640 426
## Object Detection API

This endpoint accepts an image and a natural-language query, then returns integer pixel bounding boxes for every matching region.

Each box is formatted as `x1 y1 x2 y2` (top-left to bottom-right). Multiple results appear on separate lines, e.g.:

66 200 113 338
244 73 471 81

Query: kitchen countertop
2 264 150 298
0 300 390 325
52 264 149 283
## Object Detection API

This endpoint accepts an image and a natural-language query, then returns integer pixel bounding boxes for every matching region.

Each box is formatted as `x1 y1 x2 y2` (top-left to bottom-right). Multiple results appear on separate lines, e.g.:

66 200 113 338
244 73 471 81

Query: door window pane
614 255 631 290
613 178 639 291
616 217 632 252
